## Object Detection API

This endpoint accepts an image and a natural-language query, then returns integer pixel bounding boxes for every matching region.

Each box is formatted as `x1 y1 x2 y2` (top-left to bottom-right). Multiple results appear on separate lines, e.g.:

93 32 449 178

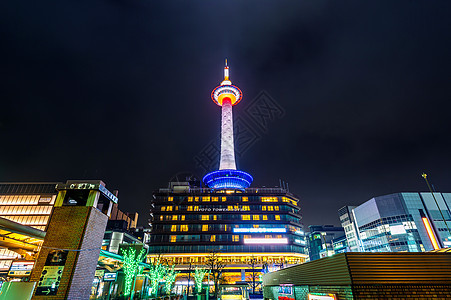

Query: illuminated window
242 215 250 220
242 206 250 211
282 197 289 203
212 197 219 202
261 197 278 202
170 236 176 242
275 215 281 220
202 197 210 202
265 235 272 239
233 235 239 242
188 197 193 202
167 206 173 211
171 225 177 232
275 206 279 211
222 197 226 202
195 197 199 202
194 206 199 211
175 206 178 211
244 235 251 239
224 225 227 231
210 235 216 242
268 206 274 211
187 206 193 211
160 216 163 221
213 215 217 220
181 215 185 221
253 215 260 220
276 235 282 238
168 197 173 202
202 215 210 221
253 225 259 228
161 207 166 211
242 197 248 202
202 225 209 231
180 225 188 231
263 215 268 220
262 206 266 211
173 215 178 221
228 206 234 211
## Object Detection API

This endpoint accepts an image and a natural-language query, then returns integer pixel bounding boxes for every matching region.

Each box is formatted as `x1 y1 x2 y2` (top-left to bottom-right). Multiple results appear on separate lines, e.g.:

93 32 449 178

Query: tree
206 250 226 298
165 265 178 295
147 256 167 298
193 267 208 294
121 247 147 297
247 256 260 294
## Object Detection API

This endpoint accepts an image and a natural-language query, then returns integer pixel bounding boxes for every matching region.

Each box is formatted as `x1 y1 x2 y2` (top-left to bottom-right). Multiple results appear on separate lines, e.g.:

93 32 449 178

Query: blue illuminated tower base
203 169 253 190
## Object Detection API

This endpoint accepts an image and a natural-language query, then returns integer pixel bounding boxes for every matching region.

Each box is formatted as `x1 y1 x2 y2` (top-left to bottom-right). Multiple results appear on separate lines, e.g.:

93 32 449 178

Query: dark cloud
1 1 451 227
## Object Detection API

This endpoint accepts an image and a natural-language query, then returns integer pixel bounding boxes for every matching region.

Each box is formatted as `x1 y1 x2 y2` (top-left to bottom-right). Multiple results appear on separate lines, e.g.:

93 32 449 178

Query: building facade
338 206 362 252
306 225 345 261
341 192 451 253
150 179 306 283
0 182 59 274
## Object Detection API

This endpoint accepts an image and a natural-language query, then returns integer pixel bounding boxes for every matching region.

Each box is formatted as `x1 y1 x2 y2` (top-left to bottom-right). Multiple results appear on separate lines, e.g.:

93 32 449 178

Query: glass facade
348 192 451 252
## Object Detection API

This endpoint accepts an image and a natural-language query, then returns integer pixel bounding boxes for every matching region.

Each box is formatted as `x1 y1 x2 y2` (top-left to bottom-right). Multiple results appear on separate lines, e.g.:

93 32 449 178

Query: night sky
2 1 451 228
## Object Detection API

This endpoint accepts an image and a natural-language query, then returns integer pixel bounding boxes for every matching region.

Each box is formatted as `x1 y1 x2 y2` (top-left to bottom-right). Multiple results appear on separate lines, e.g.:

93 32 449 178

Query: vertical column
219 98 237 170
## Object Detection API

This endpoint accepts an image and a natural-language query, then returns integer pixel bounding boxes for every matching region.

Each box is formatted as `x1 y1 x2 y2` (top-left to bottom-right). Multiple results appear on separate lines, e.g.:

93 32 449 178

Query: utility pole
422 173 451 238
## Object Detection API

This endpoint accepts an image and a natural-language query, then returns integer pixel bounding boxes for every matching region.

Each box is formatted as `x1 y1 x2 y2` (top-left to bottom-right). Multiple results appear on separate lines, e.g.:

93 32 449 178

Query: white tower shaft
219 99 236 170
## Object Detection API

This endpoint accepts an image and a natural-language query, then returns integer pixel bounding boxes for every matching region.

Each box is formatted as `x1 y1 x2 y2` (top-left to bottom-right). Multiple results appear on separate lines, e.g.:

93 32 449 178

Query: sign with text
308 294 336 300
35 250 68 296
8 261 34 276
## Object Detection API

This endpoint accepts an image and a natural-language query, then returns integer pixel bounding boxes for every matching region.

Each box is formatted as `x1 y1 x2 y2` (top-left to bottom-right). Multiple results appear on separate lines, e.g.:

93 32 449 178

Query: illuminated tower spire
203 61 253 190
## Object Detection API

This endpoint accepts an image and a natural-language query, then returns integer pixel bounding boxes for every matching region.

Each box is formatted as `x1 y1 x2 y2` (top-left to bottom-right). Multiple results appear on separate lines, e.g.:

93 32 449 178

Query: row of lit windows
0 248 21 260
162 196 297 205
168 218 282 232
168 234 284 243
0 195 55 205
2 215 49 226
161 205 289 212
148 254 304 265
148 244 305 255
0 205 53 215
162 214 282 222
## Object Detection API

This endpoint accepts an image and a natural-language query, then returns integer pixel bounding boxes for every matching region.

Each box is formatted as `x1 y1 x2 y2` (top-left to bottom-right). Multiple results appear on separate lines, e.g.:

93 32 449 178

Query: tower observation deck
203 61 253 190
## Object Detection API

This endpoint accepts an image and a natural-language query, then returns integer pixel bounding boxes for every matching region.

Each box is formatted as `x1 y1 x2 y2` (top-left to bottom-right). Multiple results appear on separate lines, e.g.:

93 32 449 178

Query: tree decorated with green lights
121 247 147 297
193 267 208 294
147 256 167 297
165 265 178 295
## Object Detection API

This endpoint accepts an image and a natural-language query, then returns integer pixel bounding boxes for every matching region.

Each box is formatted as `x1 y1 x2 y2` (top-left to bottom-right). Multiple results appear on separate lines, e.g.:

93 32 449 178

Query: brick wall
66 208 108 299
30 206 108 300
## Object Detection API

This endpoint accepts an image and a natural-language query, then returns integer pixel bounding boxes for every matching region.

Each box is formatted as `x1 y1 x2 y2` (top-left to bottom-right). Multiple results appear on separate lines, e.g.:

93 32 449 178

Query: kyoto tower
203 60 253 189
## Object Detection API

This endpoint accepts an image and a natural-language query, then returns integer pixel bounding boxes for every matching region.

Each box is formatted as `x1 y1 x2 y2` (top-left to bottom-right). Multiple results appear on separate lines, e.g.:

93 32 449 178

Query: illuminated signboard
243 238 288 244
8 261 34 276
233 228 286 233
308 294 336 300
278 285 293 294
103 272 117 281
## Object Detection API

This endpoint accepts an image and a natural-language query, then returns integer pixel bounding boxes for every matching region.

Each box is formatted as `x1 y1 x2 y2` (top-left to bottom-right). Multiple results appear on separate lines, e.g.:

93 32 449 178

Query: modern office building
306 225 345 261
340 192 451 253
149 62 307 285
338 205 362 252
